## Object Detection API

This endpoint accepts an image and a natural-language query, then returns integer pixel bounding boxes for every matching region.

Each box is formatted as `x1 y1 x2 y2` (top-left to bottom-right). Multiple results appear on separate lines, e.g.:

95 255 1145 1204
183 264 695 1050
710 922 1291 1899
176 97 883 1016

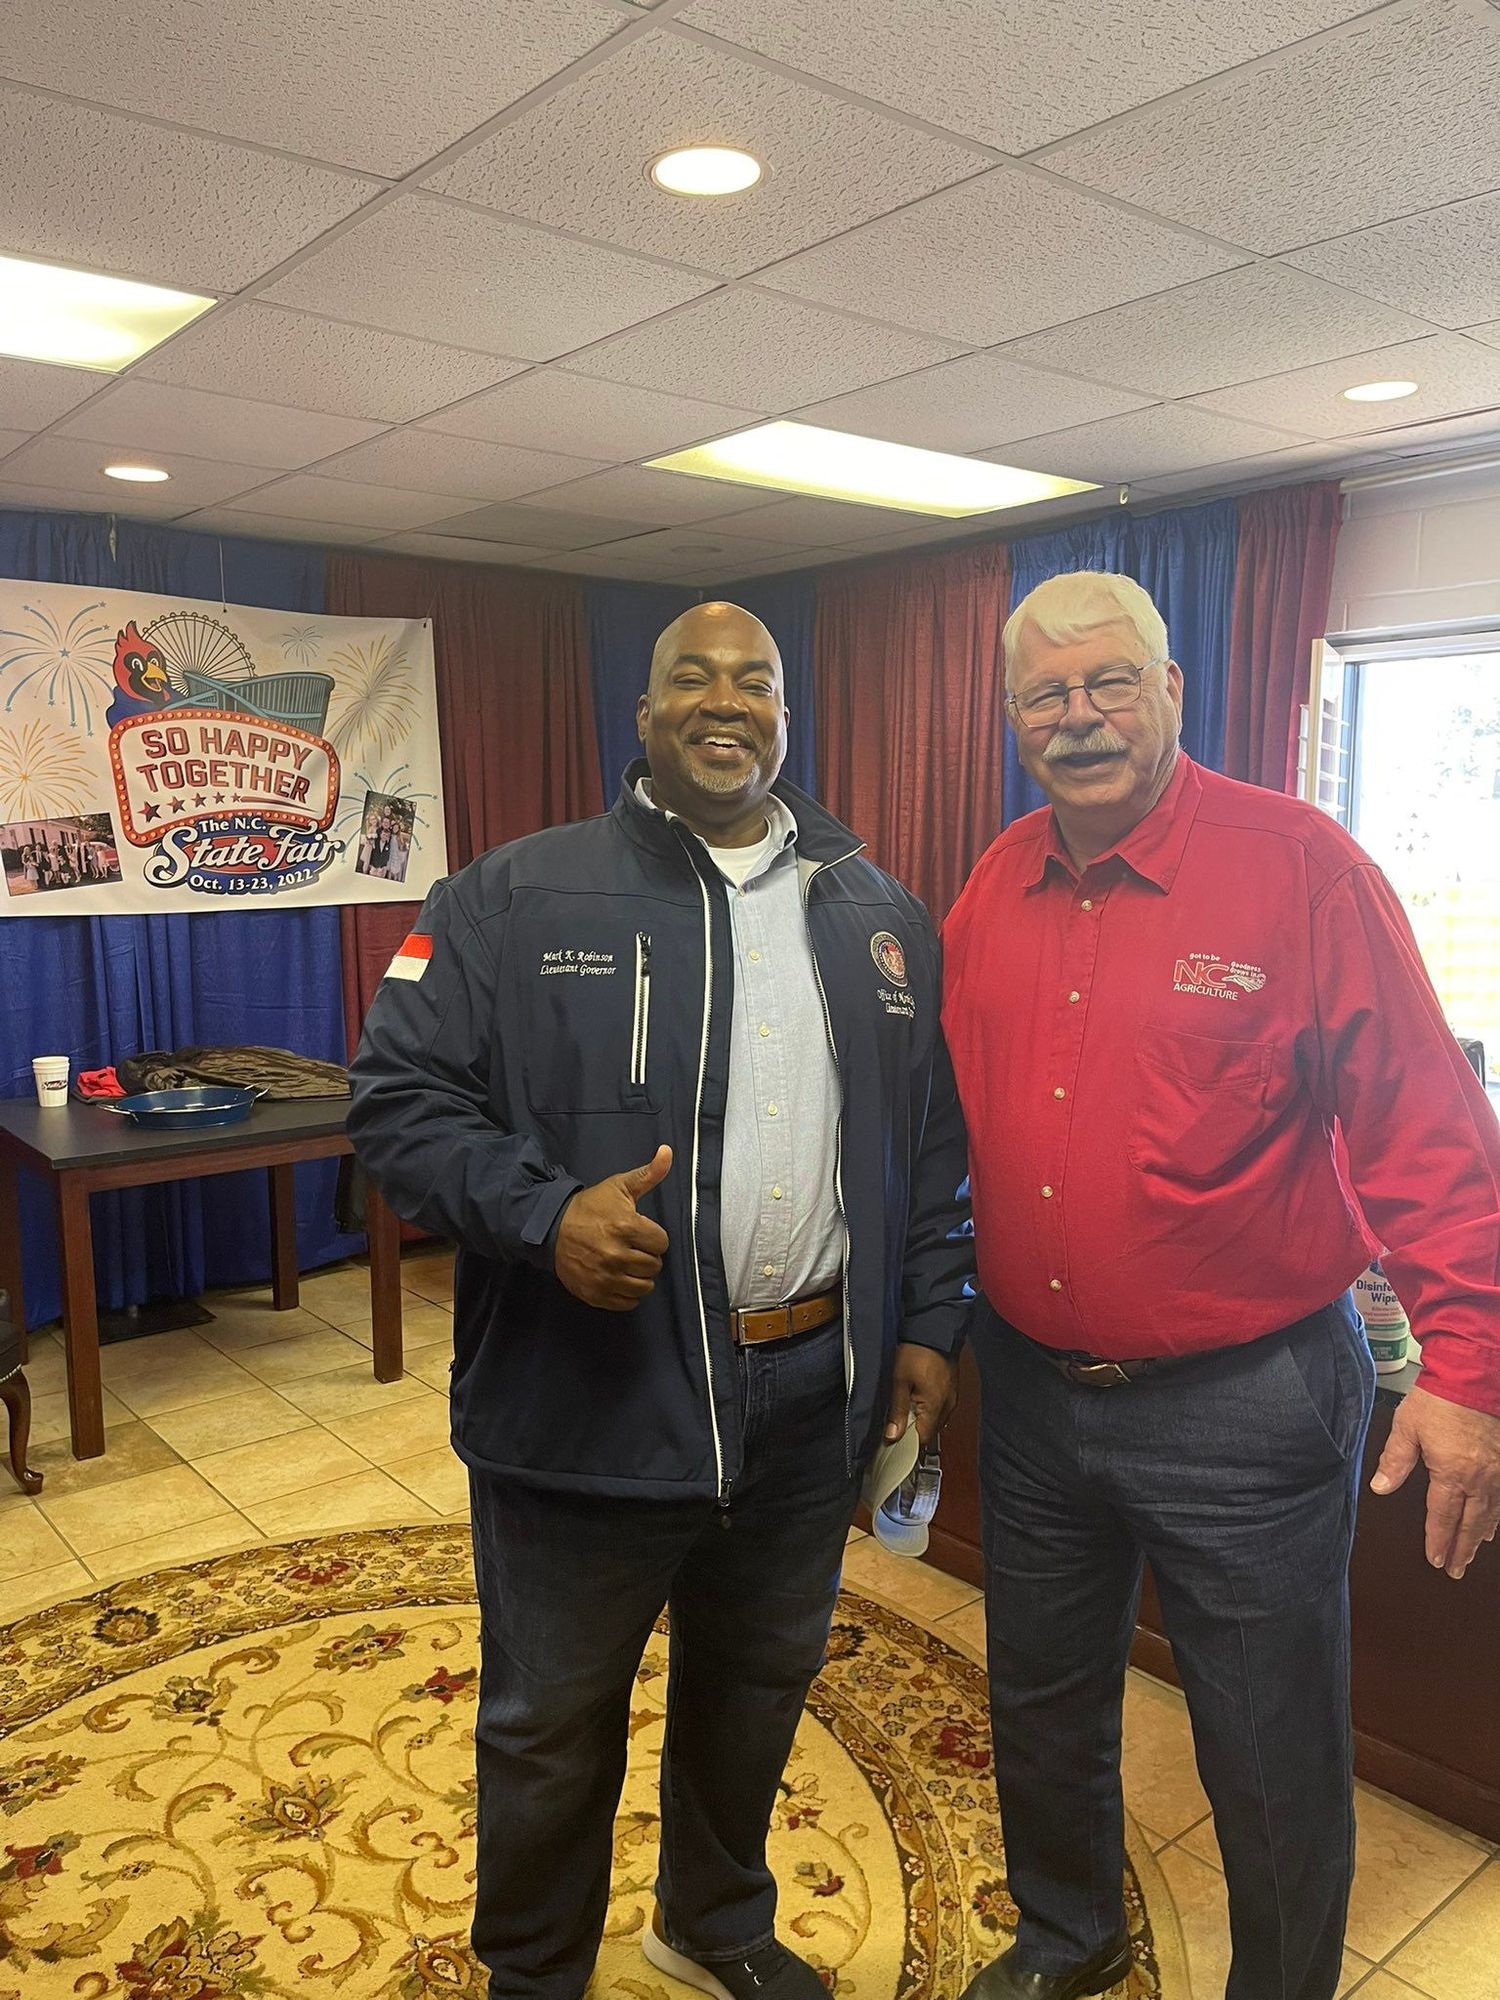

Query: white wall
1329 461 1500 634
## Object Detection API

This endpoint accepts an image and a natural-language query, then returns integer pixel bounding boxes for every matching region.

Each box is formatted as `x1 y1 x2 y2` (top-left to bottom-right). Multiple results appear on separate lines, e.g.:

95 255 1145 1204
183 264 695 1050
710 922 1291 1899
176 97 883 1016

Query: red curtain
1224 481 1343 795
815 542 1010 920
327 553 602 1046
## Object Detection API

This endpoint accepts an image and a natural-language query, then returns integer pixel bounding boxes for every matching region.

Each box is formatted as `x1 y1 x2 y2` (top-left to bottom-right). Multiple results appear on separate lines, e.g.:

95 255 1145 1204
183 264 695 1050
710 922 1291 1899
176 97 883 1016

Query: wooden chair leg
0 1374 43 1495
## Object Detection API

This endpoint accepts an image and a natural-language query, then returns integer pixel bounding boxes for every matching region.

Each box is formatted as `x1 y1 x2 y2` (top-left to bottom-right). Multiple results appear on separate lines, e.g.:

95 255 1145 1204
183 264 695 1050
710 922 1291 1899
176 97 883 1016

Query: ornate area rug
0 1526 1183 1999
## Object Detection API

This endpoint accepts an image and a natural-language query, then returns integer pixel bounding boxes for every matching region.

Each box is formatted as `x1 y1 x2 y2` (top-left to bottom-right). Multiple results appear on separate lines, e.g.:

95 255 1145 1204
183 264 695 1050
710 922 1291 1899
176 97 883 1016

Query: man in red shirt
943 571 1500 2000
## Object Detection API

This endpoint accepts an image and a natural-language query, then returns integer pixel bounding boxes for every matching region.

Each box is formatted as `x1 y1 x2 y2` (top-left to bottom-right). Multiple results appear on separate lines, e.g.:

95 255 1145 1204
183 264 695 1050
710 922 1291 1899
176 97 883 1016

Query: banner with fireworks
0 580 445 914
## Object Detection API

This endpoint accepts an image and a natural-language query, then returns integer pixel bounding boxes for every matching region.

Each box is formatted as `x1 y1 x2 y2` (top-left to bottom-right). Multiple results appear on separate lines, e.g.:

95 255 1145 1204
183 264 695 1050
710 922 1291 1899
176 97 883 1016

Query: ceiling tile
998 263 1433 398
54 380 386 469
1283 192 1500 331
597 525 808 563
0 432 34 461
264 194 714 361
755 166 1245 346
991 403 1310 481
173 509 384 545
422 368 758 458
315 430 608 501
0 84 379 294
1040 1 1500 255
368 532 547 565
0 358 109 433
509 464 775 525
0 436 277 510
701 494 956 545
564 289 961 410
797 352 1151 451
0 478 189 521
1467 321 1500 353
678 0 1381 153
222 475 482 531
426 29 987 277
423 503 654 548
1127 440 1355 497
138 304 528 423
515 548 692 578
1193 333 1500 437
10 0 624 180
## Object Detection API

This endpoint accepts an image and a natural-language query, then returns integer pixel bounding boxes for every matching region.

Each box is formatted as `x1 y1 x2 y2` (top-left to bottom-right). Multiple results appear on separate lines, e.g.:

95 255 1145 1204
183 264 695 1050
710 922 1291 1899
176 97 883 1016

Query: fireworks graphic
0 598 116 735
279 622 323 666
331 763 438 855
0 718 94 819
325 633 419 763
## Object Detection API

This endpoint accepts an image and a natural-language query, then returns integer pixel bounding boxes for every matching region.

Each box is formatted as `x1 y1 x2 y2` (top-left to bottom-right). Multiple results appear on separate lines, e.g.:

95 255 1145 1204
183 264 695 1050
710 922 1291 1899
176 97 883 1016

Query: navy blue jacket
348 767 974 1499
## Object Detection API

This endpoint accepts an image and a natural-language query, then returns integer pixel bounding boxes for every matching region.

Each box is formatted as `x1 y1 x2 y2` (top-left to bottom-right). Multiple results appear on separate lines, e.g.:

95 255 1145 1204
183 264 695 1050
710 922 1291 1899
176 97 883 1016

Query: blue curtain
1000 503 1238 827
585 574 818 804
0 507 360 1329
710 571 817 797
585 582 697 801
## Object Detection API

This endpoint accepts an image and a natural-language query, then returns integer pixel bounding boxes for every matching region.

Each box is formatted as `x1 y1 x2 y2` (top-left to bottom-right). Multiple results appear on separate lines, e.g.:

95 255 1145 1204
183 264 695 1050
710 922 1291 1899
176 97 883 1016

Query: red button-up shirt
942 754 1500 1418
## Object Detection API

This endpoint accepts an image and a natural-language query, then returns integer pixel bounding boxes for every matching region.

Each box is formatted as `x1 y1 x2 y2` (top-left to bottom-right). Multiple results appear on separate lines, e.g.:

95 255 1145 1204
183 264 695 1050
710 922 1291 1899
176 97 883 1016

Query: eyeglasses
1006 659 1164 728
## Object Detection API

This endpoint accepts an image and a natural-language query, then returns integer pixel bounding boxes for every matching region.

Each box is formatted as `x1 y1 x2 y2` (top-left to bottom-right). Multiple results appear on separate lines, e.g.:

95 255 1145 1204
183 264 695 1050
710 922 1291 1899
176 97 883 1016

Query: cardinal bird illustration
105 621 174 724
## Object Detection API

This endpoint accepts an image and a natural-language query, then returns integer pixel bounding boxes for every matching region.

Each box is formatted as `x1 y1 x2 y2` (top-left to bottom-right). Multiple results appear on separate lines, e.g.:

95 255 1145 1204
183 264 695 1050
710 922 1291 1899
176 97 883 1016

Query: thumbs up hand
553 1145 673 1311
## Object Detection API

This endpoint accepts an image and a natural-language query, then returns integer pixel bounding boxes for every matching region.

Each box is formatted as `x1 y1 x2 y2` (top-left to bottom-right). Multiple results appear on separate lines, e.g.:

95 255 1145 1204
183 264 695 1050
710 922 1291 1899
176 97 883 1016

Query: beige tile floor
1 1245 1496 1997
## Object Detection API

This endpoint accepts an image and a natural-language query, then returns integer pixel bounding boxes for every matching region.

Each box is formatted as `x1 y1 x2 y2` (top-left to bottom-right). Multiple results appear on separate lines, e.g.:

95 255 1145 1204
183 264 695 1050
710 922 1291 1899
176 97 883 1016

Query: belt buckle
1066 1358 1132 1388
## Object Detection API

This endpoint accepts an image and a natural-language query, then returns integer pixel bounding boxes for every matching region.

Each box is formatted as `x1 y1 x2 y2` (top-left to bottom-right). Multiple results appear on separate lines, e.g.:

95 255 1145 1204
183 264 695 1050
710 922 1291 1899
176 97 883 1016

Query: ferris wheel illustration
142 609 334 735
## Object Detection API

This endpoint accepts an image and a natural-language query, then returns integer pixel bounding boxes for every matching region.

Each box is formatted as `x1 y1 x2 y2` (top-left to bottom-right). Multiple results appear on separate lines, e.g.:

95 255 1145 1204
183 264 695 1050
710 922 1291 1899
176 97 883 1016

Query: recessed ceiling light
649 146 762 197
104 463 171 482
1342 379 1419 403
648 421 1098 517
0 253 213 373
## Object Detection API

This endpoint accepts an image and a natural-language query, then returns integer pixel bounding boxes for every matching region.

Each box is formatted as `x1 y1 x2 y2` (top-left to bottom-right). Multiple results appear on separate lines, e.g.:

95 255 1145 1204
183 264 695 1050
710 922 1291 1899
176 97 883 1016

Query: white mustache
1041 724 1129 762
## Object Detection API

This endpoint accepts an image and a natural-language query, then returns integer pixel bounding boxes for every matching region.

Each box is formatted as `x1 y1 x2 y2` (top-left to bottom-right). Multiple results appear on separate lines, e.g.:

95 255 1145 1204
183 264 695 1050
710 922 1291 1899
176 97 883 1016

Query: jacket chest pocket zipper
631 932 653 1088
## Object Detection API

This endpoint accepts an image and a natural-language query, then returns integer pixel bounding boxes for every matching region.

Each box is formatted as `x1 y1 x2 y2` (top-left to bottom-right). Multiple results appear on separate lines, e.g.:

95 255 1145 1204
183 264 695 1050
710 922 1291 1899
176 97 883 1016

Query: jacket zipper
683 853 727 1502
802 846 864 1474
631 931 652 1087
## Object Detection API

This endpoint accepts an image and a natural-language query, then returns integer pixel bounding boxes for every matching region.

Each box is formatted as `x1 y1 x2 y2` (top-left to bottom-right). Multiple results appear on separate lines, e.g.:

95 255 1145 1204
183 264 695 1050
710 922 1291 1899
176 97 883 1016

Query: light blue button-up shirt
636 781 844 1306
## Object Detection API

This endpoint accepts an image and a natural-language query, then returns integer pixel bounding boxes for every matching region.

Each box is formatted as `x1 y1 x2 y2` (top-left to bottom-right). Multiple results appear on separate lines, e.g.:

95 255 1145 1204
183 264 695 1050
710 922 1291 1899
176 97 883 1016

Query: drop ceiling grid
0 0 1498 573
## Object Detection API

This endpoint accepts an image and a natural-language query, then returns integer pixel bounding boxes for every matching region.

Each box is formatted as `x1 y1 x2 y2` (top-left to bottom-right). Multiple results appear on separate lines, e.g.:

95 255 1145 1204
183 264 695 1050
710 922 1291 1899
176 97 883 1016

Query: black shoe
958 1935 1133 2000
642 1905 827 2000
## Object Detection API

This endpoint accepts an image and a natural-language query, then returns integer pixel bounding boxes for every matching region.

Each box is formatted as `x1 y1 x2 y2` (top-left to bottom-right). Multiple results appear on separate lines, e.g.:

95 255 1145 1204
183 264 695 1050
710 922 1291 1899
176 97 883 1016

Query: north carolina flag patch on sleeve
385 933 433 982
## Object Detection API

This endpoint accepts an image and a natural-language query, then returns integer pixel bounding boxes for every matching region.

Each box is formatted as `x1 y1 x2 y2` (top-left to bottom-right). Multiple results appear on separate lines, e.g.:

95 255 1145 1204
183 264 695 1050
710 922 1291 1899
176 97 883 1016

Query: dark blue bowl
107 1086 259 1129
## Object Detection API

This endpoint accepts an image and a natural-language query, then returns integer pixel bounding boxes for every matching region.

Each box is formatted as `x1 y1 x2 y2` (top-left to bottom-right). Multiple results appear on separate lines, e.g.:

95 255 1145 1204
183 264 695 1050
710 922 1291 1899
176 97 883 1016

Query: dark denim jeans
467 1319 858 2000
977 1297 1374 2000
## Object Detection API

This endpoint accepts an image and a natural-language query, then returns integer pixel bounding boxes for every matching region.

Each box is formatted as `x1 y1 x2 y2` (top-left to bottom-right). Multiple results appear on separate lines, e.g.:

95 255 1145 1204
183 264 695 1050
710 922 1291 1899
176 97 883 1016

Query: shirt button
1041 1185 1054 1198
1080 899 1093 912
749 950 761 962
766 1103 779 1118
1068 991 1081 1004
763 1263 776 1279
759 1024 771 1038
772 1185 784 1200
1053 1086 1066 1100
1049 1278 1063 1292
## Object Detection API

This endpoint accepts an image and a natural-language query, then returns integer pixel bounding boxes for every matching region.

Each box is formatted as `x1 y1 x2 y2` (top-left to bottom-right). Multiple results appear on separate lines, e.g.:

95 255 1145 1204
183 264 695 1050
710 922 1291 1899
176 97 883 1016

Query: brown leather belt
1031 1346 1180 1387
730 1285 842 1347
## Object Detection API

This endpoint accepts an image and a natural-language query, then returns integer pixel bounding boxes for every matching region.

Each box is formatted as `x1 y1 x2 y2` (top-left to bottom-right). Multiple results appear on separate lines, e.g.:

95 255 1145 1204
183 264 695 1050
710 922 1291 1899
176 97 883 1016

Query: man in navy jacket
349 602 974 2000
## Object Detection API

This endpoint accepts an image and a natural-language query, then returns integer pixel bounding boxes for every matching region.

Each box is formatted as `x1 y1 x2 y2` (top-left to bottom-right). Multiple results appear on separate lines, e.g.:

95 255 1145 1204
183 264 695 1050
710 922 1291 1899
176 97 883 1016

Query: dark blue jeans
977 1298 1374 2000
467 1320 859 2000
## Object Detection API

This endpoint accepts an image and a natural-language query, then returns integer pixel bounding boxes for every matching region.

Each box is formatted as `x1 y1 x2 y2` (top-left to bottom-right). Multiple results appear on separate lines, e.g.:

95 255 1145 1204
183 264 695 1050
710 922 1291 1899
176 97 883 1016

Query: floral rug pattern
0 1526 1183 1999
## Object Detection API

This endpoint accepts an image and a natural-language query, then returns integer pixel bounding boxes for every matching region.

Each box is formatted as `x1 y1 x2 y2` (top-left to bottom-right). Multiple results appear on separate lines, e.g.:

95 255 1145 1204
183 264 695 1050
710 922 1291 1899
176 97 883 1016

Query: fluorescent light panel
648 421 1098 517
0 254 214 372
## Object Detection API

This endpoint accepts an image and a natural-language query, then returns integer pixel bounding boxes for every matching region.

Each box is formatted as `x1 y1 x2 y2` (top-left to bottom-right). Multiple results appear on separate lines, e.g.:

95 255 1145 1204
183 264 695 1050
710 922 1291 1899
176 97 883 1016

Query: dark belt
730 1285 842 1347
1030 1344 1182 1388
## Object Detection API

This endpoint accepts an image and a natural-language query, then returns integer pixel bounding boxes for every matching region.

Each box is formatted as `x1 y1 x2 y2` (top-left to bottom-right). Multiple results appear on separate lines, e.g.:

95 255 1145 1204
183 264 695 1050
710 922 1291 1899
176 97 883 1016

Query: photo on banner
0 581 446 913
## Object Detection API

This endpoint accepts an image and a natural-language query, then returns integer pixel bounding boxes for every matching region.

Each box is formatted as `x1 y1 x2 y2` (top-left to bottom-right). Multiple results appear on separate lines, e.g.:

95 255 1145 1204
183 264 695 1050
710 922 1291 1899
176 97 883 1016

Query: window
1318 639 1500 1102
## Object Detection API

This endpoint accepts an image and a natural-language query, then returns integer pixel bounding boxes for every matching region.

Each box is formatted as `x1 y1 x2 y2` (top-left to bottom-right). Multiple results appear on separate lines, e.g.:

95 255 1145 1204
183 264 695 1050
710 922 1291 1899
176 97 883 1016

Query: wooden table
0 1096 403 1460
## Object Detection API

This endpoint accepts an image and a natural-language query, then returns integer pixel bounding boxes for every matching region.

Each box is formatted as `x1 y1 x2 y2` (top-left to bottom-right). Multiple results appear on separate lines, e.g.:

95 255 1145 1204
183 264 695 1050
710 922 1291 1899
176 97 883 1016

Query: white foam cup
32 1055 70 1109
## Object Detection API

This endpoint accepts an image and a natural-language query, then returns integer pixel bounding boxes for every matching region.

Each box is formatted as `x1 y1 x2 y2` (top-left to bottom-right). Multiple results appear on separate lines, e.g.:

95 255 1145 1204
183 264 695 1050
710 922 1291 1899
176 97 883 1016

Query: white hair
1002 571 1170 687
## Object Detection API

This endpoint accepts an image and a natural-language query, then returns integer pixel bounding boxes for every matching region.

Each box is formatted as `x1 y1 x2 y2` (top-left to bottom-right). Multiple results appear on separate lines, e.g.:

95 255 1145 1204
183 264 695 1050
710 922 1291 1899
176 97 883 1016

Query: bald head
637 600 789 846
647 600 782 696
